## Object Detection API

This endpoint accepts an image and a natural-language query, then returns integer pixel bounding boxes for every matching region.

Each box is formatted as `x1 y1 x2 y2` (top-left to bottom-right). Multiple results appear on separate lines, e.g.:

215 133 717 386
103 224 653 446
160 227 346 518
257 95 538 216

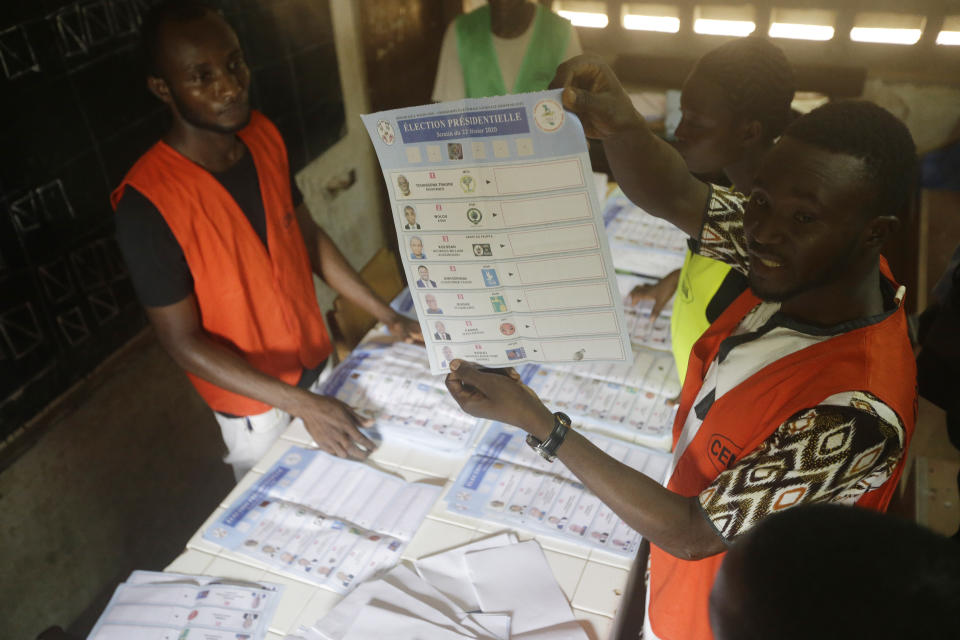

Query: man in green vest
629 37 795 383
432 0 581 101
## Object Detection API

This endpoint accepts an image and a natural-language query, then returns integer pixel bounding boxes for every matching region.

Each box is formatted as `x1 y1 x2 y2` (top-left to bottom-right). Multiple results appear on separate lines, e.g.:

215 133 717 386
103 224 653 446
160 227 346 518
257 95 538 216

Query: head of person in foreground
709 503 960 640
739 100 915 320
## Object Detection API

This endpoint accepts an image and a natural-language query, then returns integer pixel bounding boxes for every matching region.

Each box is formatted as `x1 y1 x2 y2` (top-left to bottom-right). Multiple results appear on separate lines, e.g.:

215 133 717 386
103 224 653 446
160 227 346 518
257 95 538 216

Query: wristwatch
526 412 572 462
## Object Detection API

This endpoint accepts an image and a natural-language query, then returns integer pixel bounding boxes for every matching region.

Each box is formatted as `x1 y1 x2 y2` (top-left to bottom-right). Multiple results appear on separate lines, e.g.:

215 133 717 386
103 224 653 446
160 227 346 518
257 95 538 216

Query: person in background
432 0 581 101
446 55 918 640
630 37 795 384
710 504 960 640
113 1 421 480
915 243 960 537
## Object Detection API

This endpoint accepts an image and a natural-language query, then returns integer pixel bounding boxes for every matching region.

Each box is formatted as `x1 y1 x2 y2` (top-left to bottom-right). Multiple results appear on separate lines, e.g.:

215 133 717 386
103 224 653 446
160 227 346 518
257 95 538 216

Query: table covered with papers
146 185 683 640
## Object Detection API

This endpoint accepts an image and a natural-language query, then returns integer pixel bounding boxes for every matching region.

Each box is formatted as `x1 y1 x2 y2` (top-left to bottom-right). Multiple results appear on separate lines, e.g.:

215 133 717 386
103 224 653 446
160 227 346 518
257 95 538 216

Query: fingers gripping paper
362 91 631 374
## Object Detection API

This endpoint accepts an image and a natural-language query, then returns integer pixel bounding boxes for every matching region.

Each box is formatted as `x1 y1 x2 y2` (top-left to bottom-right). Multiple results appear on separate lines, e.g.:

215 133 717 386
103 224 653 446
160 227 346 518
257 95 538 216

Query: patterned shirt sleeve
698 391 906 541
693 185 750 277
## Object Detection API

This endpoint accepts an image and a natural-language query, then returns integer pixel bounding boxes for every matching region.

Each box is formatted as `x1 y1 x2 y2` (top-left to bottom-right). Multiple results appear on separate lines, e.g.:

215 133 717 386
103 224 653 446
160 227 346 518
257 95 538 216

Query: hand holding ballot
445 360 555 442
550 55 710 239
549 54 644 140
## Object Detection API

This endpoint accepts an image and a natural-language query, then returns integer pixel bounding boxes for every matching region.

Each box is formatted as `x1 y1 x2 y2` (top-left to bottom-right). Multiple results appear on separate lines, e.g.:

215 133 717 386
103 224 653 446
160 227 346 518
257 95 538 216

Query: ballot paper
517 341 681 451
415 532 519 612
203 446 441 594
445 423 671 555
289 539 586 640
362 90 632 374
321 341 484 452
603 189 687 278
87 570 281 640
616 273 674 352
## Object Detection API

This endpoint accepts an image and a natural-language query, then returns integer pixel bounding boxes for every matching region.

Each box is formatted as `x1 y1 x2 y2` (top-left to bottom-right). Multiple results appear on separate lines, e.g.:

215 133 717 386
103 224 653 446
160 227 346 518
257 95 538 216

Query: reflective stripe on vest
671 250 732 383
455 4 571 98
110 111 332 416
648 257 917 640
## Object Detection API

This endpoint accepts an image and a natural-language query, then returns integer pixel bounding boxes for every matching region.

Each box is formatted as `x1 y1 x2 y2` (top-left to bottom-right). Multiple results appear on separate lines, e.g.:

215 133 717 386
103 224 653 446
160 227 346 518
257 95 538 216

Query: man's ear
147 75 172 105
864 214 900 249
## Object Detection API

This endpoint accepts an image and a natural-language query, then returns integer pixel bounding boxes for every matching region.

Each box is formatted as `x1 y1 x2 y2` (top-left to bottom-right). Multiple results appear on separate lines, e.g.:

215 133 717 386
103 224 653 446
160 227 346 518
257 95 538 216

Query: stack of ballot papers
518 342 680 451
603 189 687 279
444 423 671 556
286 536 591 639
87 570 282 639
321 342 485 453
616 273 674 352
203 445 441 593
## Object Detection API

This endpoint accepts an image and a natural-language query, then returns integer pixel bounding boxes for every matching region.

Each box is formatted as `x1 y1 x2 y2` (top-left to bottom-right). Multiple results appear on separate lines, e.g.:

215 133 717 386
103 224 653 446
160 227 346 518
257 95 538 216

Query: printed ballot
362 91 631 373
88 570 282 640
203 445 441 594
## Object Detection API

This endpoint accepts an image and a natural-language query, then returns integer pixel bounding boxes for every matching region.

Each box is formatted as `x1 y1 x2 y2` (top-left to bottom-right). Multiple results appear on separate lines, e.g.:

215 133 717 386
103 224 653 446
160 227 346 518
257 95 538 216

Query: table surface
171 413 634 639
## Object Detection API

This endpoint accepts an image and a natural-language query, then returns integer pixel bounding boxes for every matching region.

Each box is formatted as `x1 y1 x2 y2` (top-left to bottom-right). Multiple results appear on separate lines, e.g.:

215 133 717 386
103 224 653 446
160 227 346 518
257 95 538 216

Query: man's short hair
694 36 795 142
712 504 960 640
140 0 216 76
784 100 917 219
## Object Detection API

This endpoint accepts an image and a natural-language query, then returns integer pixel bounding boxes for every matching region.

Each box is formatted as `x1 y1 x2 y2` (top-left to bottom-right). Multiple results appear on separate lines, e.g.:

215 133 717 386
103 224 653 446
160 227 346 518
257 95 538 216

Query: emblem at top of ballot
534 99 564 132
377 119 396 145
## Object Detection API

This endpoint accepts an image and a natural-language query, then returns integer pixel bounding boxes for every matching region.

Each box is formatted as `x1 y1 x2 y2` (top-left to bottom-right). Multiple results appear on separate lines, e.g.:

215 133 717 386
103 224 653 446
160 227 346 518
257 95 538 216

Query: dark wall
0 0 345 452
360 0 460 112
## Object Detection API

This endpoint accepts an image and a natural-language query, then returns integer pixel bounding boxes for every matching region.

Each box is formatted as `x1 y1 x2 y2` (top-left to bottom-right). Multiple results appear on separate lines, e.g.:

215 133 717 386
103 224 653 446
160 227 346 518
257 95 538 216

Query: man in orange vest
445 56 917 640
112 2 421 480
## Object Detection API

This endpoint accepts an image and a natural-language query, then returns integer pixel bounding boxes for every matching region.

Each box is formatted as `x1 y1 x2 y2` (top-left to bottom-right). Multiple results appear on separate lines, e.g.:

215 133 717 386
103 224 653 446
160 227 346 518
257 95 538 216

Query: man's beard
170 87 250 134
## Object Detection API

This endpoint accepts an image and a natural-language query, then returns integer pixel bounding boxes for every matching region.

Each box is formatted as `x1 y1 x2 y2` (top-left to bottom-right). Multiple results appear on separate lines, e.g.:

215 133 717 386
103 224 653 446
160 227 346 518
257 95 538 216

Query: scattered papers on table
87 570 281 640
616 273 674 352
445 423 671 555
603 189 687 278
518 342 680 451
321 342 484 453
203 445 442 594
287 538 588 640
362 90 631 373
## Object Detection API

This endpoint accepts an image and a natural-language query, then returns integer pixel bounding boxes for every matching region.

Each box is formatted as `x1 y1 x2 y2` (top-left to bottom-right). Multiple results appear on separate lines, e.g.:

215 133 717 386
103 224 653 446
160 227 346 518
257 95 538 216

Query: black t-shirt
114 142 303 308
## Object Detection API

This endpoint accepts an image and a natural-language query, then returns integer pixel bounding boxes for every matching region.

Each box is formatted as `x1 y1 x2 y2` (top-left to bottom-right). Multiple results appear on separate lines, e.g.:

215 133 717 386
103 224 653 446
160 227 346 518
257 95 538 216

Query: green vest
670 250 732 383
455 4 571 98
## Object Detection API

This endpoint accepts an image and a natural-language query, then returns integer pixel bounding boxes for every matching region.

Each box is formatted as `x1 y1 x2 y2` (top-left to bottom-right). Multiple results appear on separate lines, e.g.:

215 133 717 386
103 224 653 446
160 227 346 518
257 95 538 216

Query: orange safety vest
110 111 331 416
647 258 917 640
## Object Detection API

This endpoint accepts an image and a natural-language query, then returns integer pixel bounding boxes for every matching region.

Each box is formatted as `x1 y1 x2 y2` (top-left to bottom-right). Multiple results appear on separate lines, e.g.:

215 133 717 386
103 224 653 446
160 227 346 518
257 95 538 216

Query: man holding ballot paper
446 56 918 640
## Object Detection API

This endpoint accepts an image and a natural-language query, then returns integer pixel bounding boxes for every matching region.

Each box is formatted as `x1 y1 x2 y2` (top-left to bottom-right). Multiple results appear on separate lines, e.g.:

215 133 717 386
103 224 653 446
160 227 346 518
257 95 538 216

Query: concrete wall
298 1 389 313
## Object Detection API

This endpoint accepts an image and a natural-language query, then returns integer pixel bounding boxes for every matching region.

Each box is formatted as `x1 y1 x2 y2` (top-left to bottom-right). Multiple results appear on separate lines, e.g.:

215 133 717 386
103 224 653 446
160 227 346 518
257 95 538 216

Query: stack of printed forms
286 534 589 640
518 342 680 452
87 570 282 640
320 341 485 453
603 189 687 279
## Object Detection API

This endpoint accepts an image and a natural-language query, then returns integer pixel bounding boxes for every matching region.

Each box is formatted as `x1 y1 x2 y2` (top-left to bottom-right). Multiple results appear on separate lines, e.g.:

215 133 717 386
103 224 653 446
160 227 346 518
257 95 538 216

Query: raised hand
549 54 643 140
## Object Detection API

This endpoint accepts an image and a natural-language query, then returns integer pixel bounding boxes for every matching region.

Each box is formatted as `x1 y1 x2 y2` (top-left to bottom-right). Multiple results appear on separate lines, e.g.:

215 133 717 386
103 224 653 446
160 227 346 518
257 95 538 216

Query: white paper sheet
415 532 518 612
464 541 576 635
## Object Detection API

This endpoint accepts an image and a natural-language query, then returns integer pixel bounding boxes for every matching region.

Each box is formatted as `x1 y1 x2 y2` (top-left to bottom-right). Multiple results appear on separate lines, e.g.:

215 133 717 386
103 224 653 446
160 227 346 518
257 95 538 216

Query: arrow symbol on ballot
485 179 492 184
516 298 522 303
492 213 497 217
524 324 531 328
499 244 506 248
508 272 514 276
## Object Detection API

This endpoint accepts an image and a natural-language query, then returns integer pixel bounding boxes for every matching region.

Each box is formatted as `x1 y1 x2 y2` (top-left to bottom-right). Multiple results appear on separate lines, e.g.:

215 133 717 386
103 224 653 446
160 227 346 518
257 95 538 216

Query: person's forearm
528 415 725 559
314 230 397 324
602 125 708 238
159 330 312 416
